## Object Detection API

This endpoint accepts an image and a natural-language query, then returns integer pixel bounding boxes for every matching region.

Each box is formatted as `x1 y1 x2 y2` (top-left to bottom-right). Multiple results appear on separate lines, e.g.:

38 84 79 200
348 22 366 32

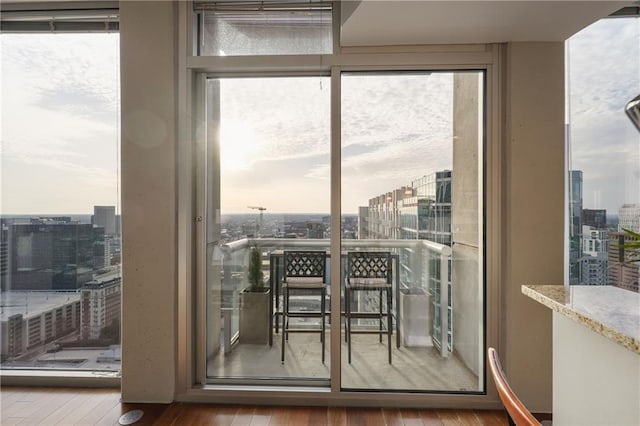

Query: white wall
554 313 640 425
503 42 565 414
120 1 177 403
117 4 566 407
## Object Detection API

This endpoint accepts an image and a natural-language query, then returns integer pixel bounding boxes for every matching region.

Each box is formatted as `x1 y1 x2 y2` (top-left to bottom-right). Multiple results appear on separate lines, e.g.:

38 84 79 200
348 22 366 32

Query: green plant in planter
247 245 265 292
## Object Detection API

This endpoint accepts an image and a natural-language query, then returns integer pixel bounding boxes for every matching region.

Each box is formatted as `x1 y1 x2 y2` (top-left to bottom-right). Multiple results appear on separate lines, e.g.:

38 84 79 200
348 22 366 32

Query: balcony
205 237 482 393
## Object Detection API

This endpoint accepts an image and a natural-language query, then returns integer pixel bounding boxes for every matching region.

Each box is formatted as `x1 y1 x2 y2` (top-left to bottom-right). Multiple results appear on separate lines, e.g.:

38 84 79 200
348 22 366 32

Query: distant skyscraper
2 218 103 291
365 171 452 246
580 225 608 285
81 275 121 340
358 206 369 239
608 231 639 293
568 170 583 285
582 209 607 229
93 206 116 236
618 203 640 232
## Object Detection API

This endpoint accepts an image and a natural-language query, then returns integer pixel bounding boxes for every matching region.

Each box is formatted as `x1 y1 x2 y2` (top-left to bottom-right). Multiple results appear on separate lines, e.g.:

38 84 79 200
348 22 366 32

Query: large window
1 33 121 373
195 1 488 393
566 16 640 292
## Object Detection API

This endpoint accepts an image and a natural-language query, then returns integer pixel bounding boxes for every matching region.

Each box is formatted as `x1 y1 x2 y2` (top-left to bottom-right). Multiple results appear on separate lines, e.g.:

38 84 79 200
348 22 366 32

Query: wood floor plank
72 392 122 425
417 409 444 426
231 405 256 426
401 408 428 426
267 406 291 425
37 391 96 425
348 407 389 426
17 388 99 425
381 407 403 426
54 389 115 425
326 406 346 426
153 401 186 425
473 410 508 426
249 405 272 425
0 387 511 426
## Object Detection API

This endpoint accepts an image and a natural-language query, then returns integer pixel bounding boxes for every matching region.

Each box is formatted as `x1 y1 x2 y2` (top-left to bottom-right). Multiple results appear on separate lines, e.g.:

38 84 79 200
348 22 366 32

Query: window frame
0 4 121 387
177 2 503 407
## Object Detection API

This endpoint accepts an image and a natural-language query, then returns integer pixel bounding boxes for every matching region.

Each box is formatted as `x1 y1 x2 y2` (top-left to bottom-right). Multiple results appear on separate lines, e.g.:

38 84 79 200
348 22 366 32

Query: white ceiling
341 1 631 46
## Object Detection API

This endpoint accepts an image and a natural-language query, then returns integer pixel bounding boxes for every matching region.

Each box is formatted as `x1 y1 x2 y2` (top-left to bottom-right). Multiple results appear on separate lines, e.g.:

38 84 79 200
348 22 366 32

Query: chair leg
387 288 392 364
378 290 383 343
346 288 352 364
321 287 326 364
281 287 287 363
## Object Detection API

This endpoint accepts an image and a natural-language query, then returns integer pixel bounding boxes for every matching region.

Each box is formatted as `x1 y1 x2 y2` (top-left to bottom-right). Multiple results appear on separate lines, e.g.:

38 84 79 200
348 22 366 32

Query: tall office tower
568 170 583 284
4 218 103 291
80 275 122 340
358 206 369 239
93 206 116 236
608 231 639 293
400 171 452 245
367 171 452 245
580 225 608 285
618 203 640 232
583 209 607 229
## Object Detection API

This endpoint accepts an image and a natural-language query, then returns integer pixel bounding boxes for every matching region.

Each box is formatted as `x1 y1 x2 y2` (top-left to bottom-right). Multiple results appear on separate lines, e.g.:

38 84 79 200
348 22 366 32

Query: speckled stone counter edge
522 285 640 355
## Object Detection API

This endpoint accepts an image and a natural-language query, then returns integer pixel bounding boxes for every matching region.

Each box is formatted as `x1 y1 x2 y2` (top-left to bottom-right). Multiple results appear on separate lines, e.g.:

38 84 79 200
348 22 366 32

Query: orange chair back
488 347 541 426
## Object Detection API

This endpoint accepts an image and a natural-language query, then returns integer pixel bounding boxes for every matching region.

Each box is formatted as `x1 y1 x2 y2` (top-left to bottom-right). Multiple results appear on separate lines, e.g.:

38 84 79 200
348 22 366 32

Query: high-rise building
1 218 104 291
583 209 607 229
366 171 452 246
618 203 640 232
580 225 608 285
93 206 116 236
357 206 369 239
608 231 639 293
81 274 122 340
568 170 583 284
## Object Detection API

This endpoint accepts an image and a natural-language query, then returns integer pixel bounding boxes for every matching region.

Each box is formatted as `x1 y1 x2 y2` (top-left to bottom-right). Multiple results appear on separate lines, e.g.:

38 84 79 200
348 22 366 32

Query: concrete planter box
239 288 271 345
400 288 432 347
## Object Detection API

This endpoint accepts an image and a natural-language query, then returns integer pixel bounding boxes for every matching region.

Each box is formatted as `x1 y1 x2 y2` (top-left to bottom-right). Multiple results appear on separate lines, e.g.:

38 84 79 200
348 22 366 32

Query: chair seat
284 277 326 289
347 277 391 289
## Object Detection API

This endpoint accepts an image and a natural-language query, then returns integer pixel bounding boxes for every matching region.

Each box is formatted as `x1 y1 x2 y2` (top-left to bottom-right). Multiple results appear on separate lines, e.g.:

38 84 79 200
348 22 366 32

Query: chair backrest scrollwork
284 251 326 279
347 251 392 283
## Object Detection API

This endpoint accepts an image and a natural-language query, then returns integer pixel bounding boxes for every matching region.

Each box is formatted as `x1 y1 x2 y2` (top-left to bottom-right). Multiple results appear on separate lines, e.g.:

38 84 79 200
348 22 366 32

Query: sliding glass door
340 71 485 392
202 70 485 393
204 76 331 384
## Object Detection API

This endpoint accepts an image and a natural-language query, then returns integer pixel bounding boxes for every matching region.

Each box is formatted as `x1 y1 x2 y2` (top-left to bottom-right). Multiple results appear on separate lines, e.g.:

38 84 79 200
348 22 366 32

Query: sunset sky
1 16 638 216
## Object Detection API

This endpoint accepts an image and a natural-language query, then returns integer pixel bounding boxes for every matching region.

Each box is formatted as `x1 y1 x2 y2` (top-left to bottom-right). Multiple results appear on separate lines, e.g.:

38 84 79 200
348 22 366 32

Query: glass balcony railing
211 237 452 359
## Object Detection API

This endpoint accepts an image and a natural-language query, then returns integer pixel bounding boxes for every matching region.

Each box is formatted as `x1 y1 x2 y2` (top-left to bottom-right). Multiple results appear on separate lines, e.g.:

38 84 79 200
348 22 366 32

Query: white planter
400 289 432 347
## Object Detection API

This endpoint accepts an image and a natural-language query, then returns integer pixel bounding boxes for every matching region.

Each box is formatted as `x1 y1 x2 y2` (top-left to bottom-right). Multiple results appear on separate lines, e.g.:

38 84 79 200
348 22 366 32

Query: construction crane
247 206 266 238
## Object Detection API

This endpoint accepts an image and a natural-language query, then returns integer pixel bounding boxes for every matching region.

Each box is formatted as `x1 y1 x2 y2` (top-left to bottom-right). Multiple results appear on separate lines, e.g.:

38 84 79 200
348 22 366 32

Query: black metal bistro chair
344 251 393 364
281 250 328 363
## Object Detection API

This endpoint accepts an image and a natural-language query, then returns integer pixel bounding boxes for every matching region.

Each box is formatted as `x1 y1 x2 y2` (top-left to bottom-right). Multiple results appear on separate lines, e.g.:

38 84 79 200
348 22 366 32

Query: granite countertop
522 285 640 355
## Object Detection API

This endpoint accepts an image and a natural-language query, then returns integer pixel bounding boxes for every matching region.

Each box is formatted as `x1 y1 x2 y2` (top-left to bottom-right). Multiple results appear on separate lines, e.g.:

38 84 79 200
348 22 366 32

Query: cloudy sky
1 33 120 215
568 18 640 213
1 16 638 216
217 73 454 214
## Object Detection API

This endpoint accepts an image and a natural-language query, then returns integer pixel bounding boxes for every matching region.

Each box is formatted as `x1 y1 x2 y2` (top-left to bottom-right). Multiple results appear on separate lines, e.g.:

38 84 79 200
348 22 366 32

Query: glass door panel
340 71 485 392
205 76 331 384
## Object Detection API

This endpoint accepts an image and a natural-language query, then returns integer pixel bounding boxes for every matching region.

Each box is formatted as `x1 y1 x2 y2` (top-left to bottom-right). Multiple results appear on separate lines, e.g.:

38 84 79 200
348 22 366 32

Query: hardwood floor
1 387 508 425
